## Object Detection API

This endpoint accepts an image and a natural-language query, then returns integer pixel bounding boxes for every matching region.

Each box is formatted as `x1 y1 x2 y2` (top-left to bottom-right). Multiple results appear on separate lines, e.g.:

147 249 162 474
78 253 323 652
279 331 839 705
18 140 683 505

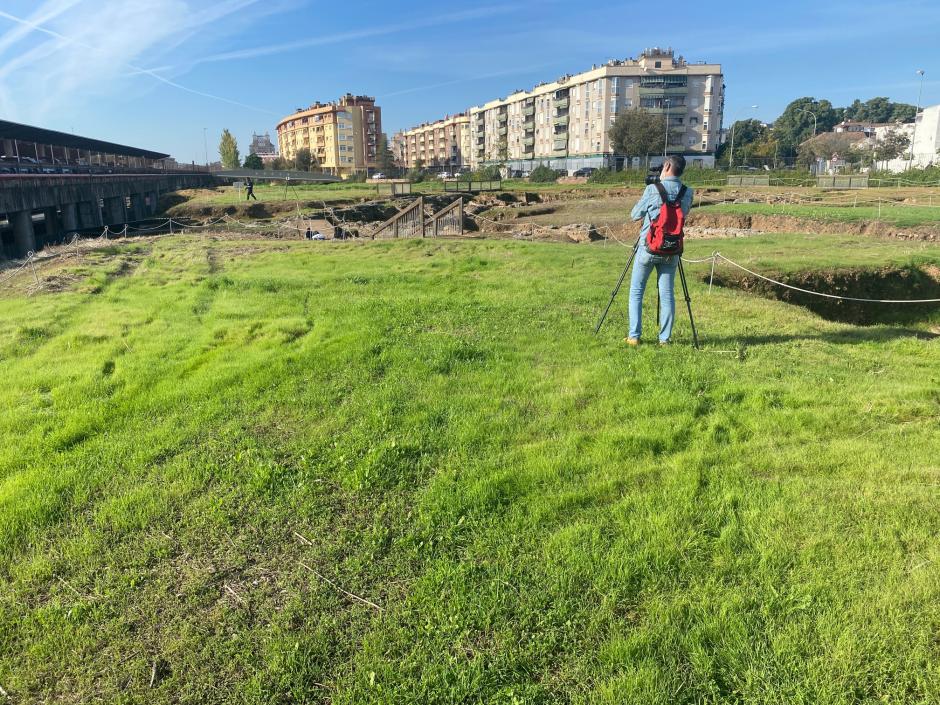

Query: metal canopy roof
0 119 169 160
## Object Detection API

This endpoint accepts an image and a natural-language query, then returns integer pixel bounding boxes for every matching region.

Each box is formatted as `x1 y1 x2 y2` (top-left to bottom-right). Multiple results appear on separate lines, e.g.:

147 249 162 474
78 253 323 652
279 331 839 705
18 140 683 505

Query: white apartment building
399 114 472 170
468 48 723 173
873 104 940 172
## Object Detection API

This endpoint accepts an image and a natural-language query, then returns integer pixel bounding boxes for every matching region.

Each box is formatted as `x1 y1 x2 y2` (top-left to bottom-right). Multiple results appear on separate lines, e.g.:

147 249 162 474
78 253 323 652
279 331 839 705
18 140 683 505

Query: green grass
1 233 939 704
699 202 940 228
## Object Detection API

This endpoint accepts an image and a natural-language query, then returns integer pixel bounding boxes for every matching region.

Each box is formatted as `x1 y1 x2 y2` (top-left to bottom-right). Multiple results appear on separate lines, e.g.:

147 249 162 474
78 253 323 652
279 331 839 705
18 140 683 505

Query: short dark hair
663 155 686 176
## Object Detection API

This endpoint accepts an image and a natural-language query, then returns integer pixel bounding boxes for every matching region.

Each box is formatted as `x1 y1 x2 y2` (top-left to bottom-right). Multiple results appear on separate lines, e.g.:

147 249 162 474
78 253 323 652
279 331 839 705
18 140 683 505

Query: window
703 121 708 130
690 117 699 126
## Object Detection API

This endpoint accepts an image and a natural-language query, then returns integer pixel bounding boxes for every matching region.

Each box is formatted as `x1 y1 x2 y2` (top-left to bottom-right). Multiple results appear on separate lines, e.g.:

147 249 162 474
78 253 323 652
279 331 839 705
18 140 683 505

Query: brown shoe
624 338 640 347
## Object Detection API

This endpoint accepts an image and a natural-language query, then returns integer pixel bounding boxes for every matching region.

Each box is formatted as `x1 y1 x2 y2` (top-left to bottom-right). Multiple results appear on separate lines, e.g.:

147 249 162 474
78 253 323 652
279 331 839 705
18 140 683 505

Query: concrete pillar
11 210 36 258
42 207 61 246
61 202 79 234
79 201 102 229
130 194 146 222
104 196 126 226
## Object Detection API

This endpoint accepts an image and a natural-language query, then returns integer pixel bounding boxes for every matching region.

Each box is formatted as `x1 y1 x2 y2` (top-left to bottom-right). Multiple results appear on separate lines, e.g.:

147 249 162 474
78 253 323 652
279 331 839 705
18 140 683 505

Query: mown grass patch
0 233 938 703
699 202 940 228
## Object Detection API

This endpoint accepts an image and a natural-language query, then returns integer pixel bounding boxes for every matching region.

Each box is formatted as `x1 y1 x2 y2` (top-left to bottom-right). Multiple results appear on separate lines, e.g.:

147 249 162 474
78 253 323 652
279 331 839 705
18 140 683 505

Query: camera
645 168 660 186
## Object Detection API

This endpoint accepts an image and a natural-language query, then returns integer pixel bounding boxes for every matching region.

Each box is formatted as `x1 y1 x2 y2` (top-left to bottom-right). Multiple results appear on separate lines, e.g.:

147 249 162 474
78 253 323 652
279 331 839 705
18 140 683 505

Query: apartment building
276 94 381 177
398 113 472 170
873 103 940 172
468 48 723 172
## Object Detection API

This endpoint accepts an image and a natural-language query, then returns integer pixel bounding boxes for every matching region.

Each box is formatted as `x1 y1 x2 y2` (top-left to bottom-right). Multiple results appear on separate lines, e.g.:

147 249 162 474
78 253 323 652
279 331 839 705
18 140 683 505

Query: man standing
245 178 257 201
626 155 693 346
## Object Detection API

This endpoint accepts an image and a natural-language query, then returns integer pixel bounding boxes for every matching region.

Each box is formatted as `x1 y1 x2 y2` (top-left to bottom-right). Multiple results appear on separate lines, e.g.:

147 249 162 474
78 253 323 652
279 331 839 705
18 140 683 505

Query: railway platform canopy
0 119 174 174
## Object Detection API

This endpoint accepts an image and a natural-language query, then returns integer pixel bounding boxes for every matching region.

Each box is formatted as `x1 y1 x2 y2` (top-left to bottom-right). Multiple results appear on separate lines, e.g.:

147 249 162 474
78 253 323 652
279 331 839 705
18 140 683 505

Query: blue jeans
628 247 678 342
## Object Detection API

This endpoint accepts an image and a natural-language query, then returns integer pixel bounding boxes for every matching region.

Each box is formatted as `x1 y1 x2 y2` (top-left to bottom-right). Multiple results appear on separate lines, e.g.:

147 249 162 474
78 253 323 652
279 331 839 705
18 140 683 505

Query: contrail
0 6 278 115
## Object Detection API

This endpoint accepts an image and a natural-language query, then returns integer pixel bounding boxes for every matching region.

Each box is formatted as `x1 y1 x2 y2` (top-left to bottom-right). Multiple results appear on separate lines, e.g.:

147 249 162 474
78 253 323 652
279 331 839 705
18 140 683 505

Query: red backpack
645 182 688 256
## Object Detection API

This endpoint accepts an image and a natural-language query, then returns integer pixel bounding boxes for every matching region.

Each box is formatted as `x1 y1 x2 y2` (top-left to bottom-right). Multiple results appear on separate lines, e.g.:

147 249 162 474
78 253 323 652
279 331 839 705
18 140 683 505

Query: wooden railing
371 196 465 239
426 197 463 237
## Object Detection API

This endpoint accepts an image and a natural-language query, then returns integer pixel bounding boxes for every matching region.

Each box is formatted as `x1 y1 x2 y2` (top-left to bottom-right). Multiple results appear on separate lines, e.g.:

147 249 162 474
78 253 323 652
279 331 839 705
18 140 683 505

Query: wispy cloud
162 5 521 70
381 63 559 99
0 0 279 121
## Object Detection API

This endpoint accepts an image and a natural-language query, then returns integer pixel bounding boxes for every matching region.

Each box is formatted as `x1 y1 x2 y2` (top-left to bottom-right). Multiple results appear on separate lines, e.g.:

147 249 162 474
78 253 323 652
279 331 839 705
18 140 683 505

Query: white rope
710 253 940 304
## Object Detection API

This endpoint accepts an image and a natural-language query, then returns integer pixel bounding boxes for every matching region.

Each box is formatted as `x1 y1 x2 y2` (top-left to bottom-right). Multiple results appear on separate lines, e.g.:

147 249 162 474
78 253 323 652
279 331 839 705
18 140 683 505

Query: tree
407 158 425 183
243 152 263 170
608 109 667 167
265 156 288 171
293 148 312 172
772 98 840 158
843 97 917 124
716 119 767 166
377 133 395 175
872 128 910 168
218 129 240 169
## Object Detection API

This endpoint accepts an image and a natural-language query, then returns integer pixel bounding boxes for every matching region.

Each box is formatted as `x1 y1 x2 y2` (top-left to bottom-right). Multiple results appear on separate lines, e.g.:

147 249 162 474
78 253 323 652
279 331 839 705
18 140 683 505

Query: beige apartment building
468 48 723 172
276 94 381 177
398 113 472 170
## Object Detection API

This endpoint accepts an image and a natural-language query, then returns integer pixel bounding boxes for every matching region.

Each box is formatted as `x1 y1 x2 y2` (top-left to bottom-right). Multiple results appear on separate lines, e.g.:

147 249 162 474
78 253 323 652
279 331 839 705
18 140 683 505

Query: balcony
523 106 535 117
643 104 687 114
638 86 689 96
523 137 534 147
553 97 569 109
552 138 568 151
498 126 507 136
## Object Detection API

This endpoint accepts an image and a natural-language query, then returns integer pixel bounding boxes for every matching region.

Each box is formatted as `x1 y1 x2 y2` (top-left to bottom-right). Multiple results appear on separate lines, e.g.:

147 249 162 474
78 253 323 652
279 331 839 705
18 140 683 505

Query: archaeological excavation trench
706 264 940 326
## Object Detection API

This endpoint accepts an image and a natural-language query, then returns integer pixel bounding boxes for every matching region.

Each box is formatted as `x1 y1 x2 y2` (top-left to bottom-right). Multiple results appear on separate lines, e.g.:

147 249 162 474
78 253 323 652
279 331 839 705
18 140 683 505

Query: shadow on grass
703 326 939 347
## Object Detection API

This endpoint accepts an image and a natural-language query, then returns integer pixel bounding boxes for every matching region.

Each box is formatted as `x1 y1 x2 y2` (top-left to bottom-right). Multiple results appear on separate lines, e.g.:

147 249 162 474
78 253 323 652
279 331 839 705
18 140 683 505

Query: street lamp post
203 127 209 171
908 69 926 171
663 98 671 160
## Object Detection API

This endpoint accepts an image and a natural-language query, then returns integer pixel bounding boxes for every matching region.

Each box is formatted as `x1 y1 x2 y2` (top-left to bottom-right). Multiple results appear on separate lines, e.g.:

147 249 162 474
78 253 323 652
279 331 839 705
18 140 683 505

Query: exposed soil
708 264 940 326
687 212 939 242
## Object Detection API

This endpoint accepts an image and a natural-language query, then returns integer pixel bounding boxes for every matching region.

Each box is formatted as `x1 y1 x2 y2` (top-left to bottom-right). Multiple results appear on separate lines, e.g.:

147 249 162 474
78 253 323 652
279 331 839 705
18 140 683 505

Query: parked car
371 172 385 180
312 232 326 241
439 171 451 179
572 167 597 177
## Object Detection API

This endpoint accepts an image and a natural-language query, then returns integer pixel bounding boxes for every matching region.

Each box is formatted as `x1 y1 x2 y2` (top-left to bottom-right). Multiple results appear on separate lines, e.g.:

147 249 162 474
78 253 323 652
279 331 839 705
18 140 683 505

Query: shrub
407 168 425 183
469 165 502 181
527 164 557 183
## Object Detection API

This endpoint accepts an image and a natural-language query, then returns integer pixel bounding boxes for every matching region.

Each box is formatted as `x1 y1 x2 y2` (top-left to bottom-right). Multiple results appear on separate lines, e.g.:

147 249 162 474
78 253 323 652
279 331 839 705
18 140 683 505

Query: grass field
1 232 939 703
698 202 940 228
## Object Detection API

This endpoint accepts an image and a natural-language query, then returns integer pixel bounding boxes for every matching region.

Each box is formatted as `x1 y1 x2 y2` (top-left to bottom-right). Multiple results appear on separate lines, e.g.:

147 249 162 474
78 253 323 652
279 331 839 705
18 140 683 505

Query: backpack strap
677 185 687 203
653 181 668 203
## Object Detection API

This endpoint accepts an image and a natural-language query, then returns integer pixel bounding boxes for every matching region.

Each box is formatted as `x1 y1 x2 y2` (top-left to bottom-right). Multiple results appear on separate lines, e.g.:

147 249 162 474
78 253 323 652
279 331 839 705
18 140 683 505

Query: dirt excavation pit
708 264 940 326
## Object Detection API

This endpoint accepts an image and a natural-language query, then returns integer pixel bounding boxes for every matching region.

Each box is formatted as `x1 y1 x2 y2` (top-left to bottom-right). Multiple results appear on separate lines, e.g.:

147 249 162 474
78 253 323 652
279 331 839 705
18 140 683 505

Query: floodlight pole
908 70 926 171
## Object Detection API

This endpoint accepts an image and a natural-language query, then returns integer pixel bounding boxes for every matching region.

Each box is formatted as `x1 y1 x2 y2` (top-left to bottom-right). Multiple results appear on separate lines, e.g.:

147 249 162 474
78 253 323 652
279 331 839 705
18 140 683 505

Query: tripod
594 235 699 349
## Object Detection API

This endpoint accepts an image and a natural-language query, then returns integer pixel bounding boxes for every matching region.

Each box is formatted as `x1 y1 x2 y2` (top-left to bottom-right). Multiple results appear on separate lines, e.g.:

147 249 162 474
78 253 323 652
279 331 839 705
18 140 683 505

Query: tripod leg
677 260 699 349
594 238 640 335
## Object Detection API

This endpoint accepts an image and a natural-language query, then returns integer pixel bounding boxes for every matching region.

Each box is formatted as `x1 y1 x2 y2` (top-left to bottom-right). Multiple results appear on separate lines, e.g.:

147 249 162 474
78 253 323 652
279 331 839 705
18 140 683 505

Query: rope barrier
707 254 940 304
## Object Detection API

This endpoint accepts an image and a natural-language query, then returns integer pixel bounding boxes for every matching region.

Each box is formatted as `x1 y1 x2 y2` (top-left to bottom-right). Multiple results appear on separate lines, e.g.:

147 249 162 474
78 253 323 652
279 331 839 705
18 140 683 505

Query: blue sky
1 0 938 163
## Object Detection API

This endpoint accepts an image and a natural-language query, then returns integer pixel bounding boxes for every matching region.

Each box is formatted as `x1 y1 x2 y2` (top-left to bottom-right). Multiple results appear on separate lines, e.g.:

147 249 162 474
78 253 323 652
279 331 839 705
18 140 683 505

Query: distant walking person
626 155 693 346
245 178 257 201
